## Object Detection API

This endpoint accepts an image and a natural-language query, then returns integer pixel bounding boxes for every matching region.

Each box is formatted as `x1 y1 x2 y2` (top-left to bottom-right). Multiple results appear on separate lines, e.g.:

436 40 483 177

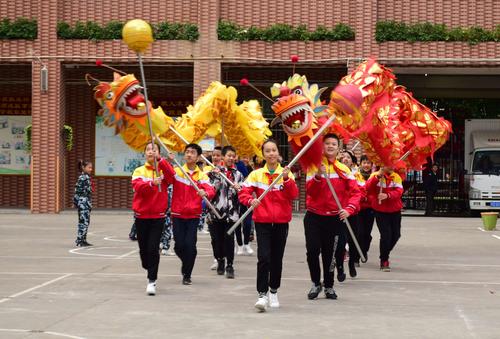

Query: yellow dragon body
90 72 271 157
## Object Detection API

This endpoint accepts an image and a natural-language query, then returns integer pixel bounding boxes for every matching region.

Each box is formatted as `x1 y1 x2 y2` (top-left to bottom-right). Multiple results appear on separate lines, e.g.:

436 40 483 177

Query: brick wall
0 0 38 18
58 0 199 24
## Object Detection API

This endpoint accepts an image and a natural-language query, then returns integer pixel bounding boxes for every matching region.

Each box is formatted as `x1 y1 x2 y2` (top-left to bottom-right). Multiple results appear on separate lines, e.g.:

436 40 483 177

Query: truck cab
465 120 500 211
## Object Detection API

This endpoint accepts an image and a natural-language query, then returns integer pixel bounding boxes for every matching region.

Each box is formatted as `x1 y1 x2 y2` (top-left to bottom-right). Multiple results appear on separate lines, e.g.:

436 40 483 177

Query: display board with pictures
0 115 31 174
95 116 146 176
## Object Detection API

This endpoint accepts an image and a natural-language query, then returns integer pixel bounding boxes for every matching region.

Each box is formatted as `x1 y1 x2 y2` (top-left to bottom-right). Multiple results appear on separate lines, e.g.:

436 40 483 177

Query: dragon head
269 74 328 145
92 72 149 133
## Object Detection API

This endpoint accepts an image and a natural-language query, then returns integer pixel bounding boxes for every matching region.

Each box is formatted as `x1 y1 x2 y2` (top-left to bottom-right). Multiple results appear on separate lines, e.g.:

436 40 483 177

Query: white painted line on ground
492 235 500 240
0 253 213 260
354 278 500 285
0 272 69 275
417 263 500 268
69 247 126 257
115 249 138 259
104 236 130 243
0 328 85 339
477 227 486 232
0 255 124 260
455 306 477 338
0 273 72 304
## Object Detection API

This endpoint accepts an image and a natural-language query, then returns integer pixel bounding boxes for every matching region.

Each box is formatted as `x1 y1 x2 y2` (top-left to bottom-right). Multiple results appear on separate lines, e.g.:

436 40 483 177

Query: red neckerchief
265 172 279 185
145 163 165 184
327 159 347 180
224 166 235 181
145 164 155 171
264 166 279 185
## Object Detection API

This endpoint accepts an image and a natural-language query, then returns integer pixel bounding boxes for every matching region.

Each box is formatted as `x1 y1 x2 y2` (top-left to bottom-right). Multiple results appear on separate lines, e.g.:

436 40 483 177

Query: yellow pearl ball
122 19 154 53
137 102 145 109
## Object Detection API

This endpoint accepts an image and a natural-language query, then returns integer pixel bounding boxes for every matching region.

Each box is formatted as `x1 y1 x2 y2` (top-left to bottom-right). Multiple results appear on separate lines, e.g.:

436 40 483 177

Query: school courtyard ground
0 212 499 339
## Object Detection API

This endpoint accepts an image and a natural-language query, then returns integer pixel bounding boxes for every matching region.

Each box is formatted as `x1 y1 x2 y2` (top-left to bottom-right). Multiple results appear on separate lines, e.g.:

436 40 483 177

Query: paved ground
0 212 499 339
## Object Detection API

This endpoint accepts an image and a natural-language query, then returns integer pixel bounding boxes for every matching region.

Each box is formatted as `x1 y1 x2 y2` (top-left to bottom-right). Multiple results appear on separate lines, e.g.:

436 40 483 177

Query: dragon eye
293 88 303 95
105 91 114 100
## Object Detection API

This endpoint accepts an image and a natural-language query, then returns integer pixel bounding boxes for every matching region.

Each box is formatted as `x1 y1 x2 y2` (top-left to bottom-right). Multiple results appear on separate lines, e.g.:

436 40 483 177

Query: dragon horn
85 73 101 86
240 78 274 103
95 60 127 75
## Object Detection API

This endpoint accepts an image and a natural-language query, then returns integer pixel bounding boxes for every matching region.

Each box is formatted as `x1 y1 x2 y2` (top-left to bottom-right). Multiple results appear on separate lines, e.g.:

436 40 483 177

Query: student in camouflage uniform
74 160 94 247
206 145 244 279
200 147 222 233
160 184 174 255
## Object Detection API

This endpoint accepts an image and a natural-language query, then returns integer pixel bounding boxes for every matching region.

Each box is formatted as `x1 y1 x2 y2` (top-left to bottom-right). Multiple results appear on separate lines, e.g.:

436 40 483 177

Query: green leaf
217 20 355 42
2 17 37 40
103 21 123 40
376 20 498 44
56 20 198 41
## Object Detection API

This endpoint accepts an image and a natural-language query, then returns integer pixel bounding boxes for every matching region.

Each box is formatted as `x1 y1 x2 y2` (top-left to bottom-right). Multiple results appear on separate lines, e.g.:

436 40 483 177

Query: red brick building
0 0 499 212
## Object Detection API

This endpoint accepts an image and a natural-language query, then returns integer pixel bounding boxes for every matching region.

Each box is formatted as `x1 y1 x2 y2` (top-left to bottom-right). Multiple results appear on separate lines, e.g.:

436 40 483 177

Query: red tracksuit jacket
239 164 299 223
305 158 362 216
354 170 372 211
131 158 175 219
171 164 215 219
365 171 403 213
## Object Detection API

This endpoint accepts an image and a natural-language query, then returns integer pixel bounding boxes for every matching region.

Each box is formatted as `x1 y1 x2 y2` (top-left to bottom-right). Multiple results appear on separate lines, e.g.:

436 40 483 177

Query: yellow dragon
88 71 271 157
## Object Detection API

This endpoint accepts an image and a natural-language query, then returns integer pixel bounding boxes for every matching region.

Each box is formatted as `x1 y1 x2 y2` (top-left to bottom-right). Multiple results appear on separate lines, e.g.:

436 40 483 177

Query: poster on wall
0 115 31 175
95 116 145 176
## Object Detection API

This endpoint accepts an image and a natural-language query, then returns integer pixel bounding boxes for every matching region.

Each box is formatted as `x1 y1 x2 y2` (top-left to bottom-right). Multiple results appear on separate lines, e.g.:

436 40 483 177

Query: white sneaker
146 282 156 295
210 259 218 270
254 294 268 312
161 248 175 256
244 244 254 255
236 246 244 255
269 292 279 308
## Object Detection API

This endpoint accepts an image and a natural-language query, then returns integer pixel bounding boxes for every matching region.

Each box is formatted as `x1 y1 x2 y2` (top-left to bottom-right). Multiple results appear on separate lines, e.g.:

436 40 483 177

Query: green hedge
217 20 355 42
0 17 37 40
57 20 199 41
376 21 500 44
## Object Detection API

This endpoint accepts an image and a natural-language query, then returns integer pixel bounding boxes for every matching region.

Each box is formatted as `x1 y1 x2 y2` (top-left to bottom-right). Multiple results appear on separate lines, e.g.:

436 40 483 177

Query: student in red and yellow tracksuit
132 142 175 296
356 155 375 262
304 134 361 301
171 143 215 285
365 166 403 272
340 150 363 278
239 139 298 312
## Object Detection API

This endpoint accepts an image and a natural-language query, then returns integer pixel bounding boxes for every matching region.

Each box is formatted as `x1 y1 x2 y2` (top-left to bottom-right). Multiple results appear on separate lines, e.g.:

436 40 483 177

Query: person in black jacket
423 164 439 216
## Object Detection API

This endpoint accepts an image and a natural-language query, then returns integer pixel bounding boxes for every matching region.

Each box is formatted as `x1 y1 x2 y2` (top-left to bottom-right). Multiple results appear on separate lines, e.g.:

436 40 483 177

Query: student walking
207 145 244 278
340 150 362 278
365 166 404 272
74 160 94 247
303 134 361 300
356 155 375 261
160 184 174 255
171 143 215 285
131 143 175 295
239 139 298 312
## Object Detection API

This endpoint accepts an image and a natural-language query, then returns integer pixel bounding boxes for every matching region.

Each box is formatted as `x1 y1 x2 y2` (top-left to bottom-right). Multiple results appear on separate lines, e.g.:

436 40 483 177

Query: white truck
464 119 500 211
